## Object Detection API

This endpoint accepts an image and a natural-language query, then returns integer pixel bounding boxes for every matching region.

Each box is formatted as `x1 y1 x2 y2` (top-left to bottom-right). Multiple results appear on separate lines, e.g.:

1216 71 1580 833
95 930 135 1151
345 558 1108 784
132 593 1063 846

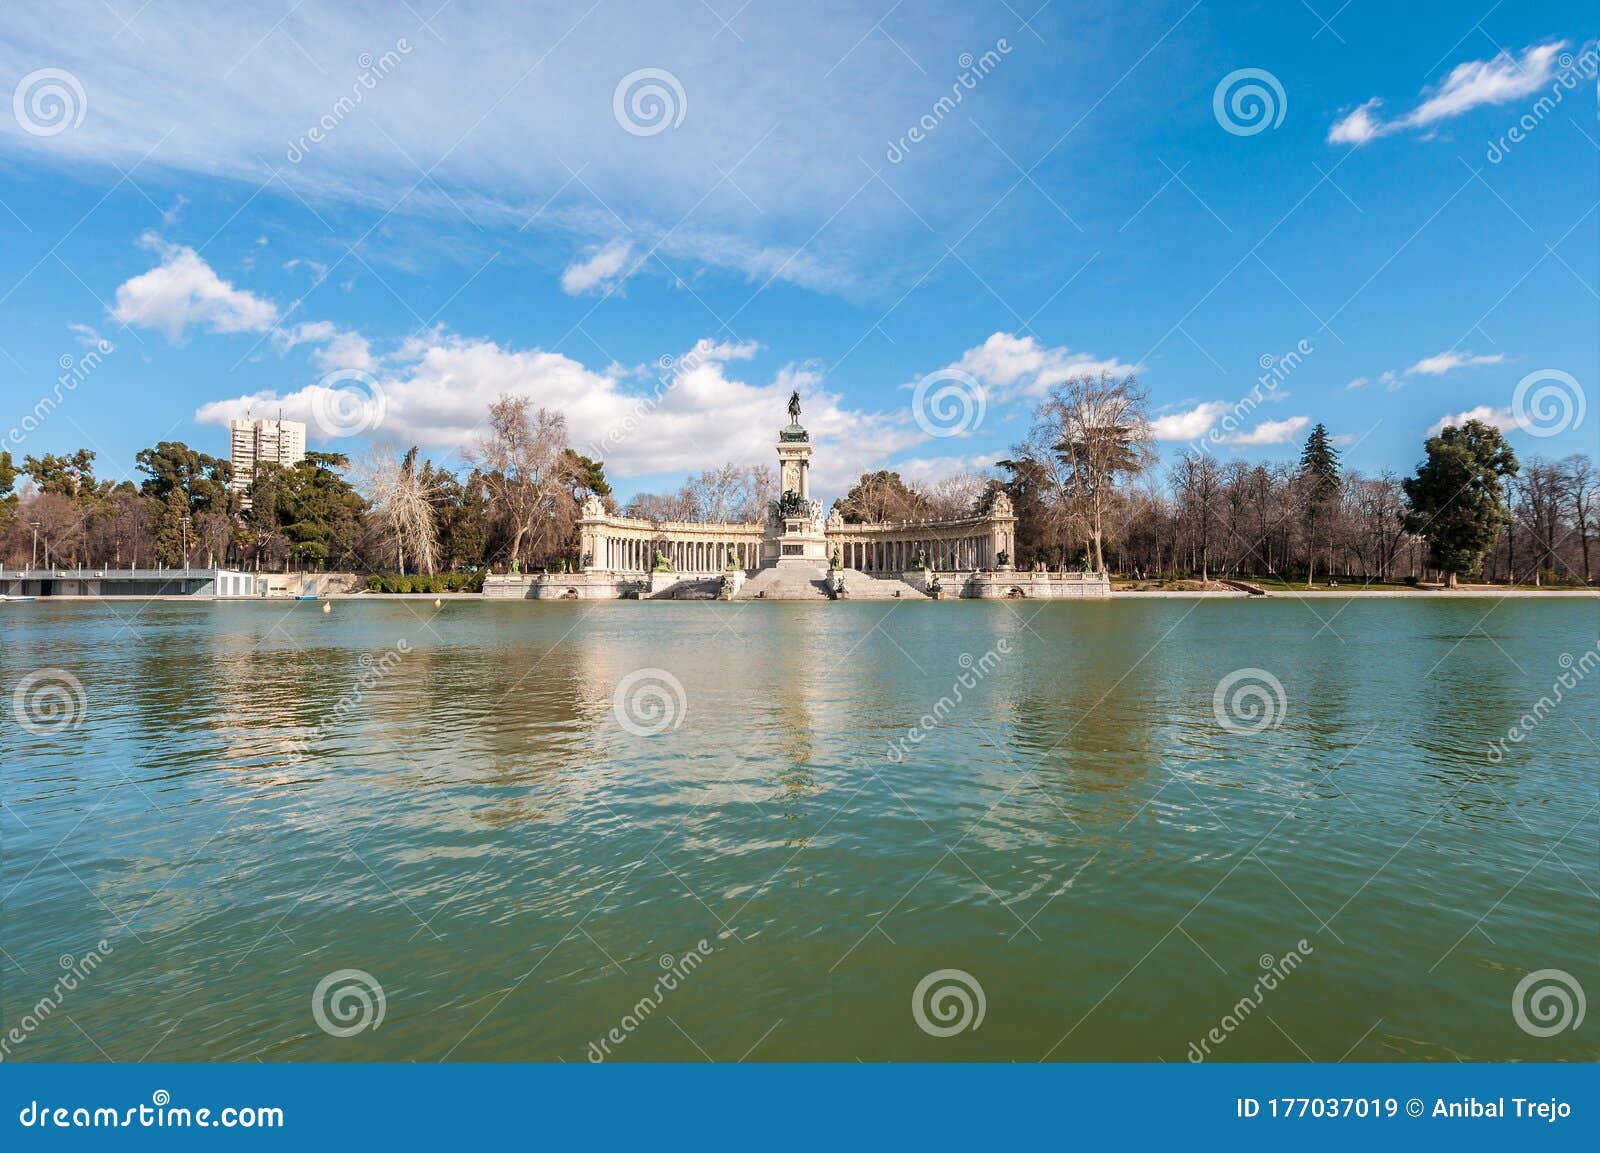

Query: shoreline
5 588 1596 603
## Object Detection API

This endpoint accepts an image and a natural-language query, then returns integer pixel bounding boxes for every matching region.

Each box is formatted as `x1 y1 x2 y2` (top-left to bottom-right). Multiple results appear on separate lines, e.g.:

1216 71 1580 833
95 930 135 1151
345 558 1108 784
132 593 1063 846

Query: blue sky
0 0 1594 502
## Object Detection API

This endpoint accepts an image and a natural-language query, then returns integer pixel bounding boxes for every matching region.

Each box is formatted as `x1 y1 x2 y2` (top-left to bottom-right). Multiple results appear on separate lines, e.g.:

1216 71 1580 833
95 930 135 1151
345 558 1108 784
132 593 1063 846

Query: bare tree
1562 453 1596 582
917 472 988 520
1170 453 1223 580
359 445 441 574
680 463 774 522
1019 372 1155 571
472 397 573 567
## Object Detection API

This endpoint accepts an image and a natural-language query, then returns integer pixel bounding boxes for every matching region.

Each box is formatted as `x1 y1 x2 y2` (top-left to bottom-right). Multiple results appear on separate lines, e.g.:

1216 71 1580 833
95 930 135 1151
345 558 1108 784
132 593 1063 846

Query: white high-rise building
229 417 306 505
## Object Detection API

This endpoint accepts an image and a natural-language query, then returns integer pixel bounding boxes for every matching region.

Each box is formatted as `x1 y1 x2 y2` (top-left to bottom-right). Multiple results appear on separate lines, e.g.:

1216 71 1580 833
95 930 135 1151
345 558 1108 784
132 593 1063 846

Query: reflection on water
1 597 1595 1062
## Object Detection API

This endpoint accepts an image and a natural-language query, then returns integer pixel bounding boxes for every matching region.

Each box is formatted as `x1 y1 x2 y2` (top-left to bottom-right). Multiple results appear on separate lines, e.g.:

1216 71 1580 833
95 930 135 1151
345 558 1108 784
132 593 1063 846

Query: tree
679 463 772 522
136 441 233 516
1562 454 1596 583
992 458 1071 568
1512 458 1568 585
152 487 190 566
472 396 573 568
23 450 98 500
564 450 612 499
1018 371 1155 572
623 489 695 522
919 472 987 520
359 446 440 574
247 453 365 569
431 467 491 571
0 450 17 538
1298 422 1342 586
836 470 924 523
1170 453 1223 580
1401 420 1518 587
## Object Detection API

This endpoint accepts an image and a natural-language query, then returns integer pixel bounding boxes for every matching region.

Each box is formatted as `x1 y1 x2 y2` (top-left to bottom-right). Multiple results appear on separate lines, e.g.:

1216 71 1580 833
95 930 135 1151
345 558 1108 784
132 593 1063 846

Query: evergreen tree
564 450 611 498
136 441 234 515
1299 422 1342 585
152 486 190 566
1401 419 1518 587
0 449 17 537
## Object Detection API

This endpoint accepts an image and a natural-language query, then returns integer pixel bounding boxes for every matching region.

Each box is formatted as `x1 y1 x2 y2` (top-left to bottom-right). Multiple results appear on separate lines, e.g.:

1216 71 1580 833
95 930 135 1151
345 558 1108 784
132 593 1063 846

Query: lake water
2 597 1595 1062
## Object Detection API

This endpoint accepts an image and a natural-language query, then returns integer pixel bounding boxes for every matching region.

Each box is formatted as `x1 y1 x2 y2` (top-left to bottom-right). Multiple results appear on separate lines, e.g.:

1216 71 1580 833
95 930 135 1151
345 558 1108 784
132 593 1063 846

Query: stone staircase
731 562 833 600
730 564 927 601
833 568 927 600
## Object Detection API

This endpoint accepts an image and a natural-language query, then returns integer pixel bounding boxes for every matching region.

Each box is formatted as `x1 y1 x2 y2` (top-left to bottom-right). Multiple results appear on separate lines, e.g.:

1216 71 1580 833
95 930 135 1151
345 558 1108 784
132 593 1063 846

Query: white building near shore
229 417 306 505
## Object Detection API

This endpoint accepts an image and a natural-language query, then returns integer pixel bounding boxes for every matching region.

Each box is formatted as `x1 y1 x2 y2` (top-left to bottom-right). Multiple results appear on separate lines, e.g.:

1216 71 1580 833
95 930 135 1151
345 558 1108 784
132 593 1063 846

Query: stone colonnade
581 506 1018 577
581 513 766 575
827 510 1015 573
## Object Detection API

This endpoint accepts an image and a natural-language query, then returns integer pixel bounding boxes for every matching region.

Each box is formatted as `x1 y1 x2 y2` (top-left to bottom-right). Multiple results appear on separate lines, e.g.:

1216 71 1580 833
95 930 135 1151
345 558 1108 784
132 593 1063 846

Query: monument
489 393 1109 600
767 391 829 566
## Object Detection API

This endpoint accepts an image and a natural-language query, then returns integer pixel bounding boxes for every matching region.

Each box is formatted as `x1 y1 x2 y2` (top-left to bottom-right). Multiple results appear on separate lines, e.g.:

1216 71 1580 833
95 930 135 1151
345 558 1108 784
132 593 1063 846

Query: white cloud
1408 43 1567 127
1429 405 1515 434
928 332 1137 404
1221 415 1309 446
1406 350 1505 376
1328 42 1568 145
67 322 109 349
1345 377 1368 390
111 234 278 341
1328 98 1385 145
561 239 638 296
1381 370 1403 391
0 1 1003 296
1151 401 1228 441
1150 401 1308 448
195 331 919 492
310 330 376 374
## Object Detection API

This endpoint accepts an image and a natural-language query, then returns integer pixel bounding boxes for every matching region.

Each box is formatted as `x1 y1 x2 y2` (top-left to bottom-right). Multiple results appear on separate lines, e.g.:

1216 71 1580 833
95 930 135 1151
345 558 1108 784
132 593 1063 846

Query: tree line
1 381 1593 587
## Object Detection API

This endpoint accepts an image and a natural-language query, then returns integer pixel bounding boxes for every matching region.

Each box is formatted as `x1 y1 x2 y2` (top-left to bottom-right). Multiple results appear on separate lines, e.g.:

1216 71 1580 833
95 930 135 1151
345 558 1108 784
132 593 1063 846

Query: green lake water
2 597 1595 1062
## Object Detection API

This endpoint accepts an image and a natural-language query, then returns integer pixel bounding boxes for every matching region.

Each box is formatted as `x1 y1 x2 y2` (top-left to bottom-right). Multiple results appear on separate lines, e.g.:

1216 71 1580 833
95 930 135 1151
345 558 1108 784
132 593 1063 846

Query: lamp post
180 516 191 574
30 521 40 569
